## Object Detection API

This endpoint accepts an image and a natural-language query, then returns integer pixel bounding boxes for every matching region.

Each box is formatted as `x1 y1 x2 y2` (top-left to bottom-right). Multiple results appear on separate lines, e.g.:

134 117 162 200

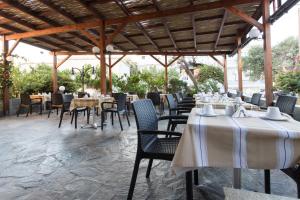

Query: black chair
264 95 298 195
179 92 194 101
101 93 130 131
165 94 190 131
70 94 90 129
58 94 74 128
147 92 164 115
174 93 195 105
16 94 42 117
127 99 182 200
48 93 63 118
250 93 262 106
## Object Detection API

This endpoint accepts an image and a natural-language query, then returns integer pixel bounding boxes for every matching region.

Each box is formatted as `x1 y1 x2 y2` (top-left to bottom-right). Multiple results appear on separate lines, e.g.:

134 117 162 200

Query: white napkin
232 106 249 118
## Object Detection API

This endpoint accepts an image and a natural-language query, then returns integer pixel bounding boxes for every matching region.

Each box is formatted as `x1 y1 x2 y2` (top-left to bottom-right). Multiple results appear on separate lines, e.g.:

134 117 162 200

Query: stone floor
0 111 298 200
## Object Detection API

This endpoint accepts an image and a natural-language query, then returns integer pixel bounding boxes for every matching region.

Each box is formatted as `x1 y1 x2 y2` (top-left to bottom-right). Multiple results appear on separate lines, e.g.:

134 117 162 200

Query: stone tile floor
0 112 297 200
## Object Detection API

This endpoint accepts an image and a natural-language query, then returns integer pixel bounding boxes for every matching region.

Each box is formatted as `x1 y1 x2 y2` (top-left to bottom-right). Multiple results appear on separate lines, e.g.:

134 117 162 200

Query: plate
260 115 289 121
197 112 218 117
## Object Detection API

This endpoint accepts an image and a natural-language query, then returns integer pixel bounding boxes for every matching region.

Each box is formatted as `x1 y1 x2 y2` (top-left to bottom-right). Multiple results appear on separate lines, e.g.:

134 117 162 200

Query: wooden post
1 36 9 116
108 53 112 94
100 21 106 94
223 54 228 93
237 36 243 93
263 0 273 106
52 52 58 93
164 55 168 93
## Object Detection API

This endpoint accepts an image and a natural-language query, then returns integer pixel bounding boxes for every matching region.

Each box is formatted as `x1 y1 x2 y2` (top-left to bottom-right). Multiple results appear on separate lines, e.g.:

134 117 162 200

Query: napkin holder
232 106 249 118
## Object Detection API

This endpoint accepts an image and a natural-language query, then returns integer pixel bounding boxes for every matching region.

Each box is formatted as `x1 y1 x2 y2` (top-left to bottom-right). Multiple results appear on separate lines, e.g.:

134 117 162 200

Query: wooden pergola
0 0 297 115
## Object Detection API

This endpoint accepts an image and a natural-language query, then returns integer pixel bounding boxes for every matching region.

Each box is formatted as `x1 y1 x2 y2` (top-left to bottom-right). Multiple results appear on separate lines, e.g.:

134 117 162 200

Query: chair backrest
166 94 177 115
112 92 122 100
146 92 161 106
132 100 159 151
275 95 298 115
250 93 262 106
115 93 127 111
63 94 74 103
51 93 63 105
20 94 31 105
174 93 182 103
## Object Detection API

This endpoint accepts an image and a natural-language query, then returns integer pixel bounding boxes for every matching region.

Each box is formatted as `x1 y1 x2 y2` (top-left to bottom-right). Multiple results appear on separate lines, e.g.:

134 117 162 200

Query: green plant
168 78 187 94
275 71 300 94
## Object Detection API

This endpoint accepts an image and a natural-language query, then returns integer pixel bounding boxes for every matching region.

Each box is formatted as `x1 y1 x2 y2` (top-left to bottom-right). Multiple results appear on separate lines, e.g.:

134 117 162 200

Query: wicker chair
179 92 194 101
165 94 190 131
101 93 130 131
264 95 298 195
58 94 74 128
147 92 164 115
48 93 63 118
250 93 262 106
16 94 42 117
127 99 182 200
174 93 195 108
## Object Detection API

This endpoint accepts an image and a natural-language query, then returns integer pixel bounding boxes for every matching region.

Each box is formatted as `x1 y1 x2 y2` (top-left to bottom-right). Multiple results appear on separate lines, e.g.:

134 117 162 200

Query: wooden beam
6 20 102 40
237 36 243 93
99 21 106 94
52 52 58 93
262 0 273 106
226 6 264 31
1 35 9 115
114 0 160 51
223 55 228 93
106 0 260 25
56 55 71 69
7 39 21 56
209 55 224 68
152 0 178 51
192 15 197 50
150 55 165 66
80 29 99 46
111 54 126 68
53 51 231 56
76 0 105 19
167 55 181 66
106 22 127 44
164 55 168 93
109 54 112 94
214 10 228 50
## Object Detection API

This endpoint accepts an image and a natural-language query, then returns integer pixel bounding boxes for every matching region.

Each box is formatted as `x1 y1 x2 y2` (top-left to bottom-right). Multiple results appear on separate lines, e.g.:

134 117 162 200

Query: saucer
260 115 288 121
197 112 218 117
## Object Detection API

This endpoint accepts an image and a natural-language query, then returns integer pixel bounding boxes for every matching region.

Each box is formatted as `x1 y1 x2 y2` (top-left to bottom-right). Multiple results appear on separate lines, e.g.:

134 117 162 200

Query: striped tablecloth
171 108 300 174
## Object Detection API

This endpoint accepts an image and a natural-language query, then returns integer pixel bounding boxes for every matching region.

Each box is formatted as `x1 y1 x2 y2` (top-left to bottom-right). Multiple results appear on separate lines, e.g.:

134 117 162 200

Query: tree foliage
275 71 300 94
243 36 299 81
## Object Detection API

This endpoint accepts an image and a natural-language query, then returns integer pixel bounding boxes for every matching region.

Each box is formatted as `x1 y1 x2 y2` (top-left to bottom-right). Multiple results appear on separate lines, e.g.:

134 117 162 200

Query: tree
243 36 299 81
275 71 300 94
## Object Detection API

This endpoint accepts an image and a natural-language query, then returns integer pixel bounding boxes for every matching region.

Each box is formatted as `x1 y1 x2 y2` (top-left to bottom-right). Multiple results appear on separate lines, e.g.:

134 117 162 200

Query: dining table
69 96 114 129
171 108 300 199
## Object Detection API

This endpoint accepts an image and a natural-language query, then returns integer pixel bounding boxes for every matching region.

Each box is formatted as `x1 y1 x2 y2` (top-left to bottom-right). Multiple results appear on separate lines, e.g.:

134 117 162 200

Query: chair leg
125 111 130 126
87 109 90 124
75 111 78 129
40 103 42 114
194 169 199 185
26 107 30 117
117 111 123 131
167 120 171 131
16 106 21 117
71 111 74 124
48 109 52 118
171 123 176 131
264 169 271 194
101 111 104 130
111 112 114 125
127 155 141 200
56 108 58 115
30 105 32 114
58 110 64 128
186 171 193 200
146 159 153 178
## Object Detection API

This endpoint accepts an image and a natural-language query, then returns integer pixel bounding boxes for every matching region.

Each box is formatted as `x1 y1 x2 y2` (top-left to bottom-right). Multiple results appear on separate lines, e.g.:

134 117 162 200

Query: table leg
233 168 241 189
186 170 193 200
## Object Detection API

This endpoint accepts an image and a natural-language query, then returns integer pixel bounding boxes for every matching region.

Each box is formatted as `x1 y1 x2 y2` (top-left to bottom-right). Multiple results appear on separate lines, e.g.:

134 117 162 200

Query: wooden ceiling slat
214 10 228 50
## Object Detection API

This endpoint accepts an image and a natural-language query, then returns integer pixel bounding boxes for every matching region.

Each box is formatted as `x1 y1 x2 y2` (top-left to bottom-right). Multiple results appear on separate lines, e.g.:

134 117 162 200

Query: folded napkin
232 106 249 118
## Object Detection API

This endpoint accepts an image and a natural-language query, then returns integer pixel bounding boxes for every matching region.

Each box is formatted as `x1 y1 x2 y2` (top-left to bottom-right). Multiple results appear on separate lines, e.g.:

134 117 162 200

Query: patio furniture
171 108 300 200
174 93 195 106
58 94 74 128
165 94 190 131
147 92 164 115
127 99 182 200
69 98 91 129
48 93 63 118
250 93 262 106
179 92 194 101
101 93 130 131
16 94 42 117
